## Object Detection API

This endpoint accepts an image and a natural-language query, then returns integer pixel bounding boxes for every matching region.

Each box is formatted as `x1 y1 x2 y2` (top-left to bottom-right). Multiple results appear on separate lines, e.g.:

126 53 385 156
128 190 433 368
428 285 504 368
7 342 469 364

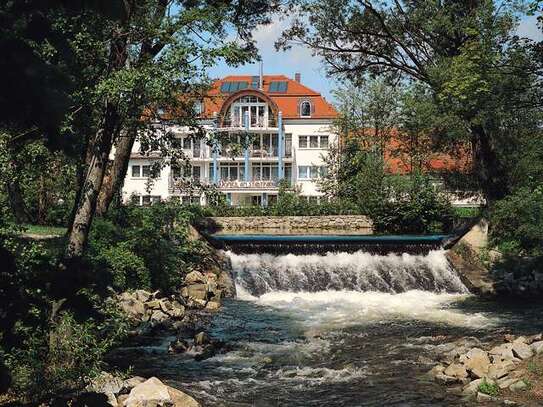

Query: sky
208 13 542 105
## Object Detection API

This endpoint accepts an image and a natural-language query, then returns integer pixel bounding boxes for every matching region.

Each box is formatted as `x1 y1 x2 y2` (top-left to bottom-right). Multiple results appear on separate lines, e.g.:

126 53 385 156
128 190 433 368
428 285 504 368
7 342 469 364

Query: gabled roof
202 75 337 119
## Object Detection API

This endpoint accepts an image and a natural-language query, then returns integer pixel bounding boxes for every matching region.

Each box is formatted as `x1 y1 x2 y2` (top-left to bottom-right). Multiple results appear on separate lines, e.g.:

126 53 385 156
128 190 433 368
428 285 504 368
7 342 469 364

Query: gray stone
498 377 518 389
489 344 516 361
428 365 445 378
531 340 543 354
123 376 146 391
185 284 208 301
462 378 485 396
476 392 496 402
509 380 528 392
133 290 152 303
503 400 518 406
205 301 220 311
511 342 533 360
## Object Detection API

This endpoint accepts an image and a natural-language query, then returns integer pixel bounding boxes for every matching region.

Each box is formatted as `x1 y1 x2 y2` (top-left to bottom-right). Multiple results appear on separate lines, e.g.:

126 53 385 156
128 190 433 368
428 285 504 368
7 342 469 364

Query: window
182 137 191 150
142 195 161 206
300 101 311 117
193 101 204 115
298 135 329 149
192 165 201 181
132 165 141 177
320 136 329 148
142 165 151 177
298 165 325 180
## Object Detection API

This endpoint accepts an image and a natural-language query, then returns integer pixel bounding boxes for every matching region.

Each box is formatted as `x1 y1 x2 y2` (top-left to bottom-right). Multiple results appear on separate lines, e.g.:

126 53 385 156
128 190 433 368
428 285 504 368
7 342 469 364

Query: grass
453 206 482 219
21 224 66 236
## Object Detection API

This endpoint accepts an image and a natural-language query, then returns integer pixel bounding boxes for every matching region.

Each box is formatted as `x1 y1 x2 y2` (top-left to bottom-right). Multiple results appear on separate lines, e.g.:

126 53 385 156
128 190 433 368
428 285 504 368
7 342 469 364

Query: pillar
244 110 250 182
278 111 284 179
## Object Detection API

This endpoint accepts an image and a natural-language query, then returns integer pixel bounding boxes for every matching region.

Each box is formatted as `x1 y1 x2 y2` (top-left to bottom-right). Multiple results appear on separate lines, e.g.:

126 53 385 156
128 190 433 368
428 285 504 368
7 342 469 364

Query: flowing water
115 249 543 406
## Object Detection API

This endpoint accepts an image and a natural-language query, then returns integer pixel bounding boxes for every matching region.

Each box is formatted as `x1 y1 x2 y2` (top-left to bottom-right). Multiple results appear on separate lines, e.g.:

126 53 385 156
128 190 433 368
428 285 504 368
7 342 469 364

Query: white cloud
516 15 542 41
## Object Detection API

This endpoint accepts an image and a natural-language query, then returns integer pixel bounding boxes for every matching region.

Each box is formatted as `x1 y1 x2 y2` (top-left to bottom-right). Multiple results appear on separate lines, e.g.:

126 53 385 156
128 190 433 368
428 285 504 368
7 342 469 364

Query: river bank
99 249 543 407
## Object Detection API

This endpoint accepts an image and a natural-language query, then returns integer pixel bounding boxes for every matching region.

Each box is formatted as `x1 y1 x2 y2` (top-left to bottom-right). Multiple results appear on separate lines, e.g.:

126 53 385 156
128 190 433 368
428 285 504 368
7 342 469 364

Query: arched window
300 100 311 117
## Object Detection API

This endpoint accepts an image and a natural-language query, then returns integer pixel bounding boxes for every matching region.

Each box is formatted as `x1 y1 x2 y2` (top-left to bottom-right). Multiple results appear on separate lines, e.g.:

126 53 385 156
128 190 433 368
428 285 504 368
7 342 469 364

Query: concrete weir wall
203 215 373 234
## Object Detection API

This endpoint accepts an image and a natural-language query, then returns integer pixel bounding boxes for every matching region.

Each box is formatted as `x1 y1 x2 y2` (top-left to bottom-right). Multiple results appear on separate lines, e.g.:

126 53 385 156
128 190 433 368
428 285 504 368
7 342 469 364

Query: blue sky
208 14 542 105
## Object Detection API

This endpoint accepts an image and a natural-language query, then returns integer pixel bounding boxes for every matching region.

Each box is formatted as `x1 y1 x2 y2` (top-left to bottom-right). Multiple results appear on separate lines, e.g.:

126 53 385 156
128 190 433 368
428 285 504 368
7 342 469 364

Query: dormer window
300 100 312 117
193 101 204 115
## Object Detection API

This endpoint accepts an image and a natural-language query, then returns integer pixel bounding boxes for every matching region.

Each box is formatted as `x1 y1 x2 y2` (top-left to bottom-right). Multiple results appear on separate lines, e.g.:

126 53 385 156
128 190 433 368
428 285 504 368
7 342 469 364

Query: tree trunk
64 102 121 262
6 179 29 224
470 124 507 204
96 129 136 215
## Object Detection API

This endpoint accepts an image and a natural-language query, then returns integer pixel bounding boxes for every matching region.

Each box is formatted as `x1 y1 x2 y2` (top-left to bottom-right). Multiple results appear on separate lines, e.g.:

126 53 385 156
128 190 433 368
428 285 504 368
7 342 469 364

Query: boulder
194 332 210 346
123 376 146 390
122 377 199 407
435 373 457 384
487 360 515 380
205 301 220 311
509 380 528 392
184 284 208 301
428 364 445 378
489 344 516 361
169 338 189 354
119 296 146 320
462 378 485 396
477 392 497 402
531 340 543 354
444 363 468 379
511 342 533 360
498 377 519 390
134 290 152 303
464 348 491 379
185 271 206 285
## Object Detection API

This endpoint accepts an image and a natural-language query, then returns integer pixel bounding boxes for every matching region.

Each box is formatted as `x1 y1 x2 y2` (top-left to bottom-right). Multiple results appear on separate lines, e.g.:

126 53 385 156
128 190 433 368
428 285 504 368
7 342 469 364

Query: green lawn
22 224 67 236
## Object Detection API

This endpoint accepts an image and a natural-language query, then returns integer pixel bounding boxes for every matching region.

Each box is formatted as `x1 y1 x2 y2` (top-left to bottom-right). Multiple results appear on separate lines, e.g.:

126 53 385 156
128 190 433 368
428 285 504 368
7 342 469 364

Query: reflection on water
113 250 543 406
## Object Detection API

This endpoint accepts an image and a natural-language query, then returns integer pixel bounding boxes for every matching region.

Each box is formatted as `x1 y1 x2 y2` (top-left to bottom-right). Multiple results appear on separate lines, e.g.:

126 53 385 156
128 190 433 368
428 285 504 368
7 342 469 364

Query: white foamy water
228 250 469 295
229 250 496 330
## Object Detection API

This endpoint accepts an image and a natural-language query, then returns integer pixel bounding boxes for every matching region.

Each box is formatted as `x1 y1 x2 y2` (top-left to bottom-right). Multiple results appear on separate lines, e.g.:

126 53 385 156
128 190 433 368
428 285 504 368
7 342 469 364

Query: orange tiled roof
202 75 337 119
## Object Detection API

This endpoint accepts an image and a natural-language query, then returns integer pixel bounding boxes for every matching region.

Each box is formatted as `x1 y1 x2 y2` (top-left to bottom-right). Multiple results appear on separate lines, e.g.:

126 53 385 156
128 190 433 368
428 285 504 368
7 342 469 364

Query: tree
279 0 542 202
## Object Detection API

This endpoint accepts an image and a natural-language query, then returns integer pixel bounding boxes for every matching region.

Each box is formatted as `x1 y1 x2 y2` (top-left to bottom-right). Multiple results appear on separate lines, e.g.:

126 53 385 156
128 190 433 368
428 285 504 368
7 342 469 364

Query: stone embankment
199 215 373 234
429 334 543 405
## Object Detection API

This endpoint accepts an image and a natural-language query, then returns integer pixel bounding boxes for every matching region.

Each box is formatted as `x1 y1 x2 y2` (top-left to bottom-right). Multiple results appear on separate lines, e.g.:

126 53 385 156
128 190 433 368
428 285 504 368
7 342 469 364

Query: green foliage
87 201 207 293
490 186 543 256
477 378 499 396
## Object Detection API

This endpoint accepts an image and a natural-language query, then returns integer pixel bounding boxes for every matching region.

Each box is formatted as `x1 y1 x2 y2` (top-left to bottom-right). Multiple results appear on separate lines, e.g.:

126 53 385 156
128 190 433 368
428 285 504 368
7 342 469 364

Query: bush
87 200 208 294
369 174 455 234
477 379 499 396
490 186 543 256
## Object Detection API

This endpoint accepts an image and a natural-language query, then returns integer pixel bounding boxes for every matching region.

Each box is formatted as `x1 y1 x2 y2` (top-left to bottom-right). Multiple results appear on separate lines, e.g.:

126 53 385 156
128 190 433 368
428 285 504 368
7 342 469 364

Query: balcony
221 116 277 129
218 179 280 190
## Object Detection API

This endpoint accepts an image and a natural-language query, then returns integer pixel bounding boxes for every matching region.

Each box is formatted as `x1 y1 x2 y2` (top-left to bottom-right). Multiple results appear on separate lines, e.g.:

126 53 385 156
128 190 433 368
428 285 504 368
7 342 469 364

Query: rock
504 334 516 343
194 332 210 346
145 299 163 310
462 378 485 395
511 342 533 360
488 360 515 380
444 363 468 379
169 338 189 354
117 395 129 406
498 377 518 389
123 376 146 390
428 365 445 378
133 290 152 303
435 373 457 384
205 301 220 311
509 380 528 392
119 295 146 320
149 310 169 324
528 334 543 344
185 271 206 285
513 336 528 344
477 392 496 402
489 344 516 361
184 284 208 301
464 348 491 378
122 377 199 407
531 340 543 354
503 400 517 406
87 371 124 395
216 269 236 298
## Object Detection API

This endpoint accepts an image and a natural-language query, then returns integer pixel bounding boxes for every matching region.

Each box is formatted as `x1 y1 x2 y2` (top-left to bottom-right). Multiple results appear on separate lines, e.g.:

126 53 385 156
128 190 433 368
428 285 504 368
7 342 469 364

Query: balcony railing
222 117 277 129
218 179 280 190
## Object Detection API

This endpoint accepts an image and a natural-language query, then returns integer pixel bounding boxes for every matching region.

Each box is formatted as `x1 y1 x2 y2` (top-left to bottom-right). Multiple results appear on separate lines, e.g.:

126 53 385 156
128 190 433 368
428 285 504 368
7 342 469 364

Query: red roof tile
202 75 337 120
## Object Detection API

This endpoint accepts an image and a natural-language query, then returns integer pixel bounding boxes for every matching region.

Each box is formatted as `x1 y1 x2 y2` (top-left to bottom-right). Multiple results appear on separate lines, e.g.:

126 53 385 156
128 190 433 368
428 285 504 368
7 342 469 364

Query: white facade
122 100 337 207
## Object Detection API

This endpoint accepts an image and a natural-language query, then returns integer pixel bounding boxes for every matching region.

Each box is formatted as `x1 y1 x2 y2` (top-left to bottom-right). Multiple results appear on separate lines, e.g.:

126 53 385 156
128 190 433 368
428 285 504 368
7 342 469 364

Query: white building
122 73 338 206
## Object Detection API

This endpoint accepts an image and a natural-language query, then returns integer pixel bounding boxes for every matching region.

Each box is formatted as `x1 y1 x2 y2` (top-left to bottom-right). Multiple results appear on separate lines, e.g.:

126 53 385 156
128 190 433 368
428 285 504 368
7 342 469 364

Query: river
115 250 543 406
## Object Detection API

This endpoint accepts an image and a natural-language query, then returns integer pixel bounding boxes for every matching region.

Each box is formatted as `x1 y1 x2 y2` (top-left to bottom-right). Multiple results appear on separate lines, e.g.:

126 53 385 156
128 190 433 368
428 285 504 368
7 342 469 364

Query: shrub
477 379 499 396
490 186 543 256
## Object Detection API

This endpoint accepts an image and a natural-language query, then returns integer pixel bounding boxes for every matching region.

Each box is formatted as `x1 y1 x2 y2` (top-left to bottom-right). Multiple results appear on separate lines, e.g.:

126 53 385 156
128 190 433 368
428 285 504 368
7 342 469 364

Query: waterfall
227 250 468 296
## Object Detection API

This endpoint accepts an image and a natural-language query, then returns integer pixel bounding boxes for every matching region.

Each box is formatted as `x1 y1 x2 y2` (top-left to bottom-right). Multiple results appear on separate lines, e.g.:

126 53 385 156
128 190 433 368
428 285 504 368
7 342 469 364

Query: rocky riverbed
429 333 543 405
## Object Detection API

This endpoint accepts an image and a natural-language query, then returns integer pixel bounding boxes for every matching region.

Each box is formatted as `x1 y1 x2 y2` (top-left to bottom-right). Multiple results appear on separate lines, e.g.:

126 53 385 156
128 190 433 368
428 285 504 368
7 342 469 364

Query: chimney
295 72 301 83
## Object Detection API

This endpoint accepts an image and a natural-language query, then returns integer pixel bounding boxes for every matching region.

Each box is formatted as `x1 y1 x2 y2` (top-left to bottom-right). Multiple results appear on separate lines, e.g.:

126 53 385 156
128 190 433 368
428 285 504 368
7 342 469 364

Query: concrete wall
202 215 373 234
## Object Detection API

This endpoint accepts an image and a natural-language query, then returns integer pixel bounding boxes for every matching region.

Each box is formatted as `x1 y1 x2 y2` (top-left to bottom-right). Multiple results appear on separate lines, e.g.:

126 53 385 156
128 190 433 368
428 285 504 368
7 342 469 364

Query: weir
209 233 452 255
